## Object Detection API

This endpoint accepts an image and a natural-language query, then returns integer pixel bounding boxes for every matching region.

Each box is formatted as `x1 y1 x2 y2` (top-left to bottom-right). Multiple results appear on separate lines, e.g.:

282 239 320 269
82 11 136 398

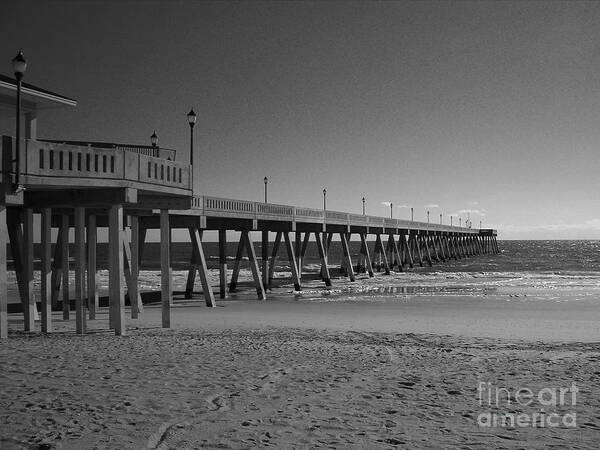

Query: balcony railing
1 137 191 191
39 139 177 160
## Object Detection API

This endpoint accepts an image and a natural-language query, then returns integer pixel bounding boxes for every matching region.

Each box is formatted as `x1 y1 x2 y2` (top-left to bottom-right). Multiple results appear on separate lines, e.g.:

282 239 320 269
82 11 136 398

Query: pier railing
1 137 191 193
192 195 478 233
39 139 177 160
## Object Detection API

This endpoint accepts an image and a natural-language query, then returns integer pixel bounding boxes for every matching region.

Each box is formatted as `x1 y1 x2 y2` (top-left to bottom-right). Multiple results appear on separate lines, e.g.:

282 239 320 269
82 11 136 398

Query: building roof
0 74 77 110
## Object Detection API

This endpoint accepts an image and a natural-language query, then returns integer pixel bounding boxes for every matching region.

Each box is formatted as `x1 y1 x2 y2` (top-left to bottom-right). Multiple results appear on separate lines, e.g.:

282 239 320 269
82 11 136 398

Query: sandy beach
2 276 600 449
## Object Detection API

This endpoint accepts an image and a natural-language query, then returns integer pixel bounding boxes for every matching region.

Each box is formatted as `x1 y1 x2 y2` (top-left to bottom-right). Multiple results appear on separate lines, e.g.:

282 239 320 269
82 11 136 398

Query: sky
2 0 600 239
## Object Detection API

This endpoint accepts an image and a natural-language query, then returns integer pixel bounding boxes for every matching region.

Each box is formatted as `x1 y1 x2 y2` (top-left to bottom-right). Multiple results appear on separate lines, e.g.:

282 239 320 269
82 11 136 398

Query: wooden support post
360 233 374 277
399 233 406 267
40 208 52 333
375 234 390 274
268 231 282 288
412 234 424 267
0 208 7 339
430 235 440 262
402 233 414 268
7 209 27 314
261 230 269 288
445 235 453 259
23 208 36 331
184 227 199 299
340 233 350 274
423 235 433 266
86 214 98 319
159 209 171 328
356 237 366 272
51 225 63 309
283 232 302 291
122 228 142 315
315 232 332 286
299 231 310 278
189 228 216 307
218 229 227 298
229 233 246 292
388 234 403 272
385 235 395 269
452 235 460 259
129 216 142 317
74 207 86 334
109 205 126 335
60 214 70 320
242 231 267 300
339 232 355 281
295 231 302 278
439 235 447 261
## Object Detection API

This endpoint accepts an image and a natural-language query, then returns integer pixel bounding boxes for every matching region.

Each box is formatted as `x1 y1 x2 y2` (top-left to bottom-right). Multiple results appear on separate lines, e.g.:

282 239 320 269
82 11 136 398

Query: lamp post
440 213 442 225
12 50 27 192
411 207 414 222
450 216 453 226
362 197 365 215
150 131 158 148
480 220 482 229
187 109 196 167
390 202 393 219
264 176 268 203
323 188 327 212
427 210 430 225
459 217 462 227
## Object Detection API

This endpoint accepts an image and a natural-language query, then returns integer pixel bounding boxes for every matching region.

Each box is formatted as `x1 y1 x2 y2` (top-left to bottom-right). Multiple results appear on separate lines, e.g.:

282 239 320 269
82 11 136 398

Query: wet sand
2 277 600 448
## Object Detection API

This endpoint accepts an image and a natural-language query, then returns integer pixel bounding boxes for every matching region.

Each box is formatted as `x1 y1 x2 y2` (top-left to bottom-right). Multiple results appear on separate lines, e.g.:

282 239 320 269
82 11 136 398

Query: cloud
380 201 392 207
497 219 600 233
424 204 439 208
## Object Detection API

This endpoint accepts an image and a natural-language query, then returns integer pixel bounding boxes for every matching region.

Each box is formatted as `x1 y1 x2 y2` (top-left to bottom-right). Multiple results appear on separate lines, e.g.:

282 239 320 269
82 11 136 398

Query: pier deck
0 136 498 338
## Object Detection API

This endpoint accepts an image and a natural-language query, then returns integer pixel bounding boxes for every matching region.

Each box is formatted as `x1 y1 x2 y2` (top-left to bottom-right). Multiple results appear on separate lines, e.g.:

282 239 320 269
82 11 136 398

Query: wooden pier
0 77 498 338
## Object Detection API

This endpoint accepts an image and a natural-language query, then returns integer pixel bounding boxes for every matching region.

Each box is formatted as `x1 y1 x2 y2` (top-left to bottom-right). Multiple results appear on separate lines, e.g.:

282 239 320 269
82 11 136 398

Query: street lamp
427 210 430 225
480 220 482 229
459 217 462 227
323 188 327 211
390 202 393 219
12 50 27 192
150 130 158 147
187 108 196 167
411 207 414 222
450 216 453 226
264 176 268 203
440 213 442 225
362 197 365 215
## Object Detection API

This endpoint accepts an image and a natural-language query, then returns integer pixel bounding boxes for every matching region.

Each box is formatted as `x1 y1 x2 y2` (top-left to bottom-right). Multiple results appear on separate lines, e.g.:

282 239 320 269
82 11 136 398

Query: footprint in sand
205 393 231 412
258 367 293 395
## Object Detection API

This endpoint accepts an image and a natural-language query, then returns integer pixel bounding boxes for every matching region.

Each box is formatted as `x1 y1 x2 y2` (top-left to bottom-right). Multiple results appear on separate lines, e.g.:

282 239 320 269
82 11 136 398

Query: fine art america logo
477 381 578 428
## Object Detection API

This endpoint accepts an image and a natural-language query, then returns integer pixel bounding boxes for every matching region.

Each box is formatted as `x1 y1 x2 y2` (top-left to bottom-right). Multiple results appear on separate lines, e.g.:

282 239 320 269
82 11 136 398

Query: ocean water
120 240 600 301
10 240 600 303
